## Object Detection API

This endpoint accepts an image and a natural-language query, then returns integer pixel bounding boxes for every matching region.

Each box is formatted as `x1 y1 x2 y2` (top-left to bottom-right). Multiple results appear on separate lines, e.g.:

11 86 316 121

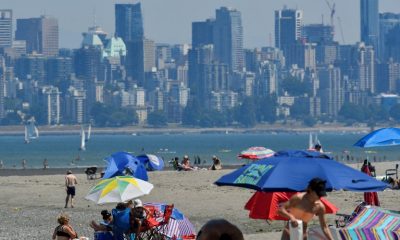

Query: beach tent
245 191 338 220
137 154 164 171
338 206 400 240
103 151 148 181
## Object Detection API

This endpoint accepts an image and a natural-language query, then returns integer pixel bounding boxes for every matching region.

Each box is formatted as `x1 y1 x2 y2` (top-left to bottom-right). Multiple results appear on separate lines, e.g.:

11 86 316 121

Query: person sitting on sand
278 178 334 240
90 210 114 240
52 213 78 240
209 156 222 170
388 177 400 189
196 219 244 240
129 199 149 240
181 155 196 171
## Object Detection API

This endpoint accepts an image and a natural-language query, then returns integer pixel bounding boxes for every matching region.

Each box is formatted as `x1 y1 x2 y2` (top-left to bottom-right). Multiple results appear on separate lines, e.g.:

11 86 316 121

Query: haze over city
2 0 400 48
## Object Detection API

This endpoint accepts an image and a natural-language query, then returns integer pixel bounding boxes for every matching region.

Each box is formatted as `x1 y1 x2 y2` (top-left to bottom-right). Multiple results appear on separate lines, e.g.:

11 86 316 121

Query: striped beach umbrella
238 146 275 160
144 203 196 238
85 176 153 204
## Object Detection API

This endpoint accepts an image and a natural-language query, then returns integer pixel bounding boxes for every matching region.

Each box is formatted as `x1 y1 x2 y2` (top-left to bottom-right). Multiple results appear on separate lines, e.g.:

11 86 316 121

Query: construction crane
337 16 346 44
324 0 336 36
324 0 345 44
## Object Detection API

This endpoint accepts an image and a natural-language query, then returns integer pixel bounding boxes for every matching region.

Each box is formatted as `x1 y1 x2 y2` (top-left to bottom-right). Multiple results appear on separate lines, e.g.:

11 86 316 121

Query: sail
25 120 39 143
80 125 86 151
308 133 313 149
24 125 29 143
86 124 91 141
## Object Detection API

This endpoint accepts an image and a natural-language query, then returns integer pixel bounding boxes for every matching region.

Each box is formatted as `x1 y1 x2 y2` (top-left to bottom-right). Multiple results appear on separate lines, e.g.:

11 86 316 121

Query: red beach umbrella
244 191 338 220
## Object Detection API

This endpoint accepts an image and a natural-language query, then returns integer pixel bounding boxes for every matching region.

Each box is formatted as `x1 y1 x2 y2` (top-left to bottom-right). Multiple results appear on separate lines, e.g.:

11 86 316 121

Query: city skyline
1 0 399 49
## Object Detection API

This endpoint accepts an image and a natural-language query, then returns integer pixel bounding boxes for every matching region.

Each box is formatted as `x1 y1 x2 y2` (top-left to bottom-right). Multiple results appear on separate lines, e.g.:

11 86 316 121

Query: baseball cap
308 178 327 197
133 199 143 207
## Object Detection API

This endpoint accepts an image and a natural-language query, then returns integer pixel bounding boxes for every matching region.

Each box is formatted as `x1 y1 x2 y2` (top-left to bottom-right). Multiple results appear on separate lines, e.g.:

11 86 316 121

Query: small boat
24 120 39 144
219 149 232 153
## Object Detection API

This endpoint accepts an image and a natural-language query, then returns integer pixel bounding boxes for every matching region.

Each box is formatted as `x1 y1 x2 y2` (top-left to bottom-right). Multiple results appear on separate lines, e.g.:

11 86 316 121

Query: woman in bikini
52 213 78 240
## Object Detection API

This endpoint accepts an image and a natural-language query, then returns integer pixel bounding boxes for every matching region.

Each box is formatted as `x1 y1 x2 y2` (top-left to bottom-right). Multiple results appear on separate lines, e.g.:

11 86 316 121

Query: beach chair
335 202 366 228
85 167 98 180
150 204 174 239
385 164 398 180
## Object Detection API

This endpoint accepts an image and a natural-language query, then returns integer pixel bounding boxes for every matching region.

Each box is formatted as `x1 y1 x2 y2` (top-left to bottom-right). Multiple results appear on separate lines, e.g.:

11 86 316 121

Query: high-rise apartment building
42 86 61 125
213 7 244 72
275 8 303 49
302 24 334 44
360 0 379 54
115 3 144 42
379 13 400 62
15 16 59 56
0 10 12 49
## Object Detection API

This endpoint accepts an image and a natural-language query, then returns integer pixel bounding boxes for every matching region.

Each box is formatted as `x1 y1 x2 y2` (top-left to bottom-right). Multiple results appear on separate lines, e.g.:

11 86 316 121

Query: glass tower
115 3 144 43
360 0 379 54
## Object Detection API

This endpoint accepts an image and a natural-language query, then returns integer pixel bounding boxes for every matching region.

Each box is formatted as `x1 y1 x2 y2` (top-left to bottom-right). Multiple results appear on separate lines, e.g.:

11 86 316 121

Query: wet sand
0 161 399 239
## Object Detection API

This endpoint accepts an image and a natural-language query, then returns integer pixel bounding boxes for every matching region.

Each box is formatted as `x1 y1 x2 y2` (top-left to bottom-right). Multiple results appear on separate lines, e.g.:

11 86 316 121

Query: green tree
1 112 22 125
147 111 168 127
235 97 256 127
281 76 311 96
182 99 202 126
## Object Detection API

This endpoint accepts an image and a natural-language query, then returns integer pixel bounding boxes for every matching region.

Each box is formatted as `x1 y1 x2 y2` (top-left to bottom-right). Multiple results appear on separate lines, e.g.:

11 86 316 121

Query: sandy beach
0 161 399 239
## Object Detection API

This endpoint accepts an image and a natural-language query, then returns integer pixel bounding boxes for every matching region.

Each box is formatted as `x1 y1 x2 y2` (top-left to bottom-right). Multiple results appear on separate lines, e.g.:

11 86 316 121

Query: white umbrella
85 176 153 204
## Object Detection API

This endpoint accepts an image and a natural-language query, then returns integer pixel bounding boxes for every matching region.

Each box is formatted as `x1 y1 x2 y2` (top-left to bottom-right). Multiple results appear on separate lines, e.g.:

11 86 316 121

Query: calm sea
1 132 400 169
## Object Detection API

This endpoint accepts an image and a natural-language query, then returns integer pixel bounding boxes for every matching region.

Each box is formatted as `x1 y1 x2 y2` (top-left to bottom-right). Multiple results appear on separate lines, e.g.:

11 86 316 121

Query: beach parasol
244 191 338 220
238 147 275 160
103 151 148 181
353 127 400 148
144 203 196 239
137 154 165 171
85 176 153 204
353 128 400 205
339 206 400 240
216 150 388 192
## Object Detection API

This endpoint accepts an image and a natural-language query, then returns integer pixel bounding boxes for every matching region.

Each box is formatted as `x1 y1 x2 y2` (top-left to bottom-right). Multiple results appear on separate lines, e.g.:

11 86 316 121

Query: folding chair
144 204 174 240
85 167 97 180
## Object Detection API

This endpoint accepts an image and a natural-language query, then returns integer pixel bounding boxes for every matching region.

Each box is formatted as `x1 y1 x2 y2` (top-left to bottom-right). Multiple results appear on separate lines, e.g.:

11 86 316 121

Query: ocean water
1 132 400 169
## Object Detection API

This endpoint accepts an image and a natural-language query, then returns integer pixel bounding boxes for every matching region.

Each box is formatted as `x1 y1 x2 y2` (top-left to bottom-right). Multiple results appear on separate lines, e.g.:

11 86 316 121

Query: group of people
171 155 222 171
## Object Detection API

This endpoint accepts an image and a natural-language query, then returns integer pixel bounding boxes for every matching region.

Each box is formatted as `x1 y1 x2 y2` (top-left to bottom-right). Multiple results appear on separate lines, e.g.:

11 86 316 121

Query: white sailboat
85 124 91 142
79 125 86 151
24 120 39 144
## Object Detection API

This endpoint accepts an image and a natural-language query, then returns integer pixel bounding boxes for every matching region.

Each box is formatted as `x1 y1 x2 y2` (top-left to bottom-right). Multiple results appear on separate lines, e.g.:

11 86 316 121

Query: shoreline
0 124 376 136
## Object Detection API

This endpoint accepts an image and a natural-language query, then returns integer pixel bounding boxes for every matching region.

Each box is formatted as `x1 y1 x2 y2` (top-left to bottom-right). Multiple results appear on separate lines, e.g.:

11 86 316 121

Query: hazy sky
2 0 400 49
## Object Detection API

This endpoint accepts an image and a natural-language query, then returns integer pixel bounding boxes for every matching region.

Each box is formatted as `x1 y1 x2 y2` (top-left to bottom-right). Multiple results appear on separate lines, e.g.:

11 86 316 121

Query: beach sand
0 161 399 239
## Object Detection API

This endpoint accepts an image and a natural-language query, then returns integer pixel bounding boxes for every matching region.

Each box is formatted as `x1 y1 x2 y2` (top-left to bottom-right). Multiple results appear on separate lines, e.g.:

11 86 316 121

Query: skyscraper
213 7 244 72
192 19 214 49
115 3 144 42
0 10 12 49
275 8 303 49
360 0 379 53
15 16 59 56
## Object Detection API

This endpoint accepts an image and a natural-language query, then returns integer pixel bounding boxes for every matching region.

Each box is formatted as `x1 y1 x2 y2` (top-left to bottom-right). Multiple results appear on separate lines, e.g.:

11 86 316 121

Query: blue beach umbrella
103 151 148 181
353 127 400 148
137 154 165 171
215 150 388 192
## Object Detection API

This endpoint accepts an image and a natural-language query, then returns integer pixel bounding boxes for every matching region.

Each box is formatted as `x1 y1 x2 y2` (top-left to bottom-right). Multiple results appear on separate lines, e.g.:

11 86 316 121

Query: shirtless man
278 178 334 240
65 170 78 208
